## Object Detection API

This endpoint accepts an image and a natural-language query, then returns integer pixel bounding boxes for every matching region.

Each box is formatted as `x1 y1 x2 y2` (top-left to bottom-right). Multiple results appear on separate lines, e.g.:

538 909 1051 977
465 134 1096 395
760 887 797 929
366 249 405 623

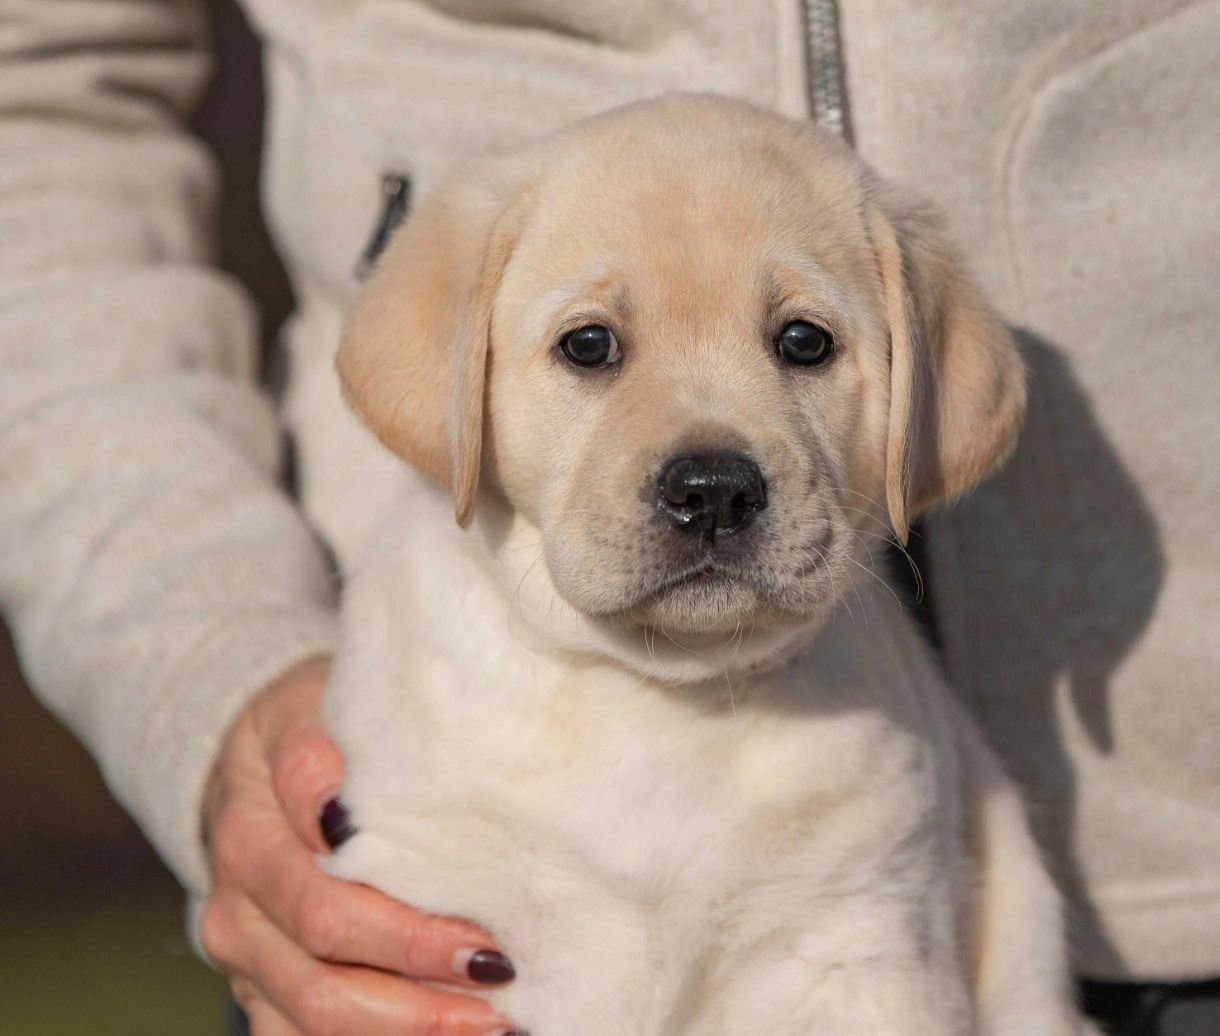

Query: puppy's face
340 96 1024 643
484 137 889 635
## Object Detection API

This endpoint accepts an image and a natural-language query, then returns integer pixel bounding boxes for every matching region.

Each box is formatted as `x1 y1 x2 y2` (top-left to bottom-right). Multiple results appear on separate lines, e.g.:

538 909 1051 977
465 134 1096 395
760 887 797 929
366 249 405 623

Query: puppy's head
339 95 1023 643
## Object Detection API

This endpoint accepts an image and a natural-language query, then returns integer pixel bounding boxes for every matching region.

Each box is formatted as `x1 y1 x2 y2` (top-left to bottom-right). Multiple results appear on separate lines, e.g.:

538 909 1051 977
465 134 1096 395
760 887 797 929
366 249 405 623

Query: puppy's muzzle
657 451 767 540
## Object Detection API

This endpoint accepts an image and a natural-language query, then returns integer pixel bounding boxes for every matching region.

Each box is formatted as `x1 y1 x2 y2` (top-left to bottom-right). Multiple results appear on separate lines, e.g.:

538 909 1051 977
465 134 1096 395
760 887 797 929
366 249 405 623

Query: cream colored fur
324 95 1093 1035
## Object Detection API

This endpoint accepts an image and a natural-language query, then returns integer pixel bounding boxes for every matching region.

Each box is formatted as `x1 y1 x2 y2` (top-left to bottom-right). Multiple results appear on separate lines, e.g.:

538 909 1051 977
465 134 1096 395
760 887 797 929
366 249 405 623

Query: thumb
256 656 346 854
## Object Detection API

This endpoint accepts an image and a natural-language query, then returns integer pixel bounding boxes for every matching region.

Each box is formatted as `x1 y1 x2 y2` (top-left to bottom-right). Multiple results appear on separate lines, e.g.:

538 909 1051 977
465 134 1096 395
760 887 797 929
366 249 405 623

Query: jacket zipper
801 0 853 144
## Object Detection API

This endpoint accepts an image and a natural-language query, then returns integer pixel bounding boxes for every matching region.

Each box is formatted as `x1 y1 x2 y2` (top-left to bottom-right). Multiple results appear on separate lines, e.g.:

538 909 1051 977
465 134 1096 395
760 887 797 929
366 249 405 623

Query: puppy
325 94 1092 1035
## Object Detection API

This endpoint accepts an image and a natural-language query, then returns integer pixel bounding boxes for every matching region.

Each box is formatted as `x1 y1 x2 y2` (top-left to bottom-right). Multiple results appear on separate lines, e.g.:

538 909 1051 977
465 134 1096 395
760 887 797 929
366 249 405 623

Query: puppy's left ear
337 158 537 526
867 184 1026 544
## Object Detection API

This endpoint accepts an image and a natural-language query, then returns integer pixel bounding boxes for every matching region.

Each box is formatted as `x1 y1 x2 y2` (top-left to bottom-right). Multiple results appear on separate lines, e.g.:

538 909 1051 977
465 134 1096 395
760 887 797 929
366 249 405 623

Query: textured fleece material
0 0 1216 980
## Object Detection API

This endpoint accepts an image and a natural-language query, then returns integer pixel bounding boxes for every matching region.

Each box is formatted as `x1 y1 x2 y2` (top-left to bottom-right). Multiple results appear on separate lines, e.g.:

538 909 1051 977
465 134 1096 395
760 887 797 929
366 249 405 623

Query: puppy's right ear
337 159 536 526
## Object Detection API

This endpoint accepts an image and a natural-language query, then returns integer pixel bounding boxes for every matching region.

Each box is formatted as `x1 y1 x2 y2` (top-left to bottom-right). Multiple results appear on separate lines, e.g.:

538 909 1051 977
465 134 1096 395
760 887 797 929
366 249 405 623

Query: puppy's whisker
656 620 696 655
729 620 747 661
837 503 893 533
644 623 658 666
838 487 891 512
847 526 898 545
803 541 853 626
890 541 926 604
844 554 904 613
508 549 548 640
840 529 879 564
827 541 872 629
842 525 926 605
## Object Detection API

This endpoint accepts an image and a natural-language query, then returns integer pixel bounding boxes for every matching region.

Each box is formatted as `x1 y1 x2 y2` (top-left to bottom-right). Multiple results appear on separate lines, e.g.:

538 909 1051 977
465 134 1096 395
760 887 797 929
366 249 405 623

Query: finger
234 979 305 1036
244 905 518 1036
247 826 512 988
256 659 344 854
272 722 346 854
243 997 306 1036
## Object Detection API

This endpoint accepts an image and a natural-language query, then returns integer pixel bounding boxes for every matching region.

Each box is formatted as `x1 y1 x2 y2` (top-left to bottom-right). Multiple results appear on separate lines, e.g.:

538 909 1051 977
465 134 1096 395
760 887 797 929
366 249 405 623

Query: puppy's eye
777 320 833 366
560 325 620 368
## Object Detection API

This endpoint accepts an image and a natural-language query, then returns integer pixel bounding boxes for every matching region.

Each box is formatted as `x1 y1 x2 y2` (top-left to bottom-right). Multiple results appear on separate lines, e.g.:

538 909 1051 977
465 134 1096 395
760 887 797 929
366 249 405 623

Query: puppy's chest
331 640 944 907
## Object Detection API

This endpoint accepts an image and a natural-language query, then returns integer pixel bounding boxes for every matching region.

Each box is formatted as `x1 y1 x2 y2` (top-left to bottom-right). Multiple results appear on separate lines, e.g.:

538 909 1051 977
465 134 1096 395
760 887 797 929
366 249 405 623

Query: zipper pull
355 172 411 281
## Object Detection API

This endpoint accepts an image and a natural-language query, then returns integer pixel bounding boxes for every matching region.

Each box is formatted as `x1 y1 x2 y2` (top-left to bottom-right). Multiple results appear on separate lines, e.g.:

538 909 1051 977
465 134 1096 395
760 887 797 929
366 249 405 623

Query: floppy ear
867 187 1026 544
337 162 536 526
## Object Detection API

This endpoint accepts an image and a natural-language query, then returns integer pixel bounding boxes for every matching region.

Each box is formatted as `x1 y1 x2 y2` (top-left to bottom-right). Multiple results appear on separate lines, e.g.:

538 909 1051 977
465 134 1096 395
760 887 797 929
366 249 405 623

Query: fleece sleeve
0 0 338 898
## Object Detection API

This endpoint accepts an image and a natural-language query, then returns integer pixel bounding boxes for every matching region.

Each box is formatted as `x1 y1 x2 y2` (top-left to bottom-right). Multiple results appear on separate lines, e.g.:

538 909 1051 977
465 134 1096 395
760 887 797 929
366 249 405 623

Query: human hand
200 657 521 1035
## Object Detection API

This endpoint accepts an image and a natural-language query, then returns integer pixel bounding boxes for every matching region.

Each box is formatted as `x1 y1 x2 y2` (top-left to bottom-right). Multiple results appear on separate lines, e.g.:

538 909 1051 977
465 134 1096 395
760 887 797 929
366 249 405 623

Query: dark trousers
227 979 1220 1035
1081 978 1220 1035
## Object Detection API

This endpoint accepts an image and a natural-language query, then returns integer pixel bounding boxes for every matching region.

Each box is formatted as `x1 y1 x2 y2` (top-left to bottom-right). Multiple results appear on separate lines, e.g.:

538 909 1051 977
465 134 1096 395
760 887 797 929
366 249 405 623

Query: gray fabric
0 0 338 900
840 0 1220 977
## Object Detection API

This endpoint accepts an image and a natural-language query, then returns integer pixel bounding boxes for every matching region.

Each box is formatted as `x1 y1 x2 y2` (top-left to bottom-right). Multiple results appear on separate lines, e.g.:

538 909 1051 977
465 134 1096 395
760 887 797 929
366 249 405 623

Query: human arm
0 3 515 1032
0 0 334 902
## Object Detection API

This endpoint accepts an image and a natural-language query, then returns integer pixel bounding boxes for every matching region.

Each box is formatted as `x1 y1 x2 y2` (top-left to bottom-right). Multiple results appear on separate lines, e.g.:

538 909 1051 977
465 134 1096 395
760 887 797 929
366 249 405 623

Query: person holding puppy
2 1 1217 1034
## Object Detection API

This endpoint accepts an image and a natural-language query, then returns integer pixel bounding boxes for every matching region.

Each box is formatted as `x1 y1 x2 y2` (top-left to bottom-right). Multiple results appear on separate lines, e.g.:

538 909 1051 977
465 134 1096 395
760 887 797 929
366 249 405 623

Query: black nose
658 451 768 538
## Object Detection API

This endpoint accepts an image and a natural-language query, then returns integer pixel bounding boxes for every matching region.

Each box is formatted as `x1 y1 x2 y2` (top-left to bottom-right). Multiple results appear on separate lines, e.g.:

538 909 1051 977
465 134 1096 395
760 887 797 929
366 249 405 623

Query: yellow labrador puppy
325 94 1091 1036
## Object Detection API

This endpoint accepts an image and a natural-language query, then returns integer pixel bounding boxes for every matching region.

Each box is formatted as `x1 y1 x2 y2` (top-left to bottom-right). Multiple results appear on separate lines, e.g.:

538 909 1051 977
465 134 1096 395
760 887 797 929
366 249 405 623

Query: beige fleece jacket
1 0 1216 981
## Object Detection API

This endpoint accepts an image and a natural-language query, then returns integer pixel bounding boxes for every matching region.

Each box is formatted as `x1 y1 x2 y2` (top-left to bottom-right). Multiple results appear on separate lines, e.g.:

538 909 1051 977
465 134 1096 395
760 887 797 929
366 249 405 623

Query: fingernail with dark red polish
319 797 355 849
467 948 515 984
